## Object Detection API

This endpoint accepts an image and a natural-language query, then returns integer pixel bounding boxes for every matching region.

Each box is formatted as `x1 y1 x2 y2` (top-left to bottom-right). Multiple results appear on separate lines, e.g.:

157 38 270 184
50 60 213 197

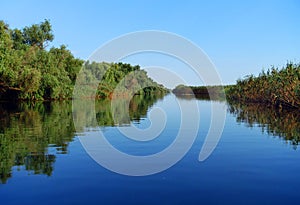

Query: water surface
0 94 300 205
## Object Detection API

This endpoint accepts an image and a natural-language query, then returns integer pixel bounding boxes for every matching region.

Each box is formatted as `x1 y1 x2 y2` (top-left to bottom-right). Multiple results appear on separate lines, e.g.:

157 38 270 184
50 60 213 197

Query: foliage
0 19 83 100
226 63 300 109
0 20 167 100
172 84 225 100
17 19 54 49
79 61 168 99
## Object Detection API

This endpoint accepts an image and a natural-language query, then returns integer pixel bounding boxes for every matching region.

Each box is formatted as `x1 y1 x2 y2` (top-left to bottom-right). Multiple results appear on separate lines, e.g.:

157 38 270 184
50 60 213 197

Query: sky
0 0 299 87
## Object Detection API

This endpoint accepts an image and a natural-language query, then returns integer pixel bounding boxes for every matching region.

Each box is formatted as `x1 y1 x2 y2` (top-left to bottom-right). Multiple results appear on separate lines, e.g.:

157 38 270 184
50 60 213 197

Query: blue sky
1 0 299 87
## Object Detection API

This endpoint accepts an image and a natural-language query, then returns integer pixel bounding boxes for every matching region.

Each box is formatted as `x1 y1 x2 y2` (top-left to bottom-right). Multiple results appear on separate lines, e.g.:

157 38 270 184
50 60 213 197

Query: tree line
0 20 167 101
172 84 226 101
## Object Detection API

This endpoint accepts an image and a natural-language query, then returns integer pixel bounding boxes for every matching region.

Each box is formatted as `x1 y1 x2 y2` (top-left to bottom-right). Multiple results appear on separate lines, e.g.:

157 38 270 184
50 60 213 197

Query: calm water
1 94 300 205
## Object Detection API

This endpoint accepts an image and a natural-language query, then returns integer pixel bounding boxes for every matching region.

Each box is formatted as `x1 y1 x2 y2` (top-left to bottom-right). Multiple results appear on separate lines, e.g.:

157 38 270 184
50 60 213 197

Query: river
0 94 300 205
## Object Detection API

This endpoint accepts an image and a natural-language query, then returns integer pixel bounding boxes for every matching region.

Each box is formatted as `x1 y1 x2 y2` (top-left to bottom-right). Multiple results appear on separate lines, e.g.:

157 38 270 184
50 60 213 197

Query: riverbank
172 63 300 109
226 63 300 109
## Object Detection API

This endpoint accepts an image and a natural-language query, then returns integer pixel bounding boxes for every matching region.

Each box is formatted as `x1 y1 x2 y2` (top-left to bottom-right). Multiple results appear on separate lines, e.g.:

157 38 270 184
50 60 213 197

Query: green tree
0 20 166 101
22 19 54 49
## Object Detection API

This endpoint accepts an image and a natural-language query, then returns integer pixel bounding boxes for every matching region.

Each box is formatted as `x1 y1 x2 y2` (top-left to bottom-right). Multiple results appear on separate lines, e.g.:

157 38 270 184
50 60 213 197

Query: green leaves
0 20 166 101
0 20 82 100
227 62 300 109
82 62 168 99
22 19 54 49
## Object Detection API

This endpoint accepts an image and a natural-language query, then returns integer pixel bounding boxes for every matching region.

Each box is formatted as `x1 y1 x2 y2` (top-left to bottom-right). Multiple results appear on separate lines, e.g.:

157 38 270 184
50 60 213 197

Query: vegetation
1 19 299 182
172 84 225 100
0 19 167 183
0 20 167 101
78 61 168 99
226 63 300 109
173 63 300 109
0 20 83 100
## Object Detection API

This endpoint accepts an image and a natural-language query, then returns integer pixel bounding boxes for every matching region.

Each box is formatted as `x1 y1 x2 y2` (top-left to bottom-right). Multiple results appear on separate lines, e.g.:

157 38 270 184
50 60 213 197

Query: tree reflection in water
0 102 74 183
0 93 165 183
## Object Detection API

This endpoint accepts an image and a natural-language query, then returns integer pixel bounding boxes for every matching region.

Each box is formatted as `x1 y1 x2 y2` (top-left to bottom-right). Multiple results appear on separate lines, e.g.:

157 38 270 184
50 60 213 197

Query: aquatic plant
226 63 300 109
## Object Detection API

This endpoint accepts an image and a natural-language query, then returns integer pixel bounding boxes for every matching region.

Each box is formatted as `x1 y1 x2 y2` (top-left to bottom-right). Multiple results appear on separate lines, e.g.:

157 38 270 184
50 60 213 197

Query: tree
0 20 167 100
22 19 54 49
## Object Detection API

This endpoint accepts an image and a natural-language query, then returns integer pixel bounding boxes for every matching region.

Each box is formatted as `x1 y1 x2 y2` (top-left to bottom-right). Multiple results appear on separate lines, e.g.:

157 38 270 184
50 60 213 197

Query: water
0 94 300 205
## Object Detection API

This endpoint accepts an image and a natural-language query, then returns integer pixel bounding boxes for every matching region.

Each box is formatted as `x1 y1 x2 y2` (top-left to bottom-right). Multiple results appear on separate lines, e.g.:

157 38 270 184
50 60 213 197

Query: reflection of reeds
226 63 300 109
227 101 300 149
